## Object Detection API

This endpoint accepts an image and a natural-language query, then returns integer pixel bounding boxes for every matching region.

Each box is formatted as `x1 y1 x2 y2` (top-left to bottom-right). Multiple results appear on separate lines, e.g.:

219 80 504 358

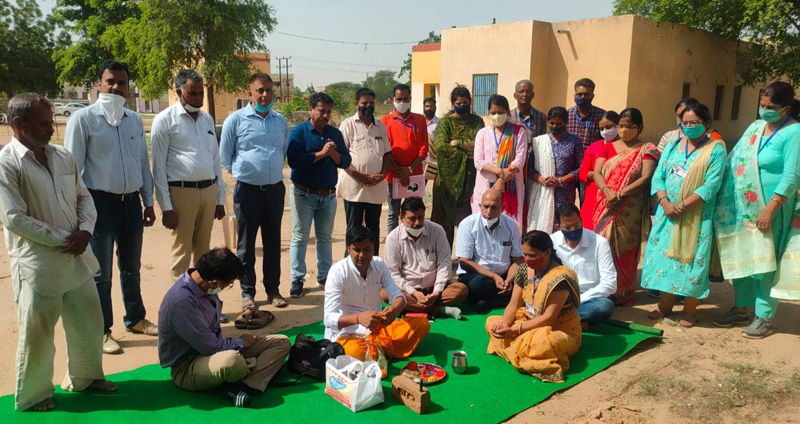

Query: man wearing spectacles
550 204 617 331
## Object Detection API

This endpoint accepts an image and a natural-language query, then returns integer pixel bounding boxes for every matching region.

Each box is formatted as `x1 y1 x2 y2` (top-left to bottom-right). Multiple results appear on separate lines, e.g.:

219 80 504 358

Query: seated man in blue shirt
456 189 523 312
158 248 291 408
286 92 352 296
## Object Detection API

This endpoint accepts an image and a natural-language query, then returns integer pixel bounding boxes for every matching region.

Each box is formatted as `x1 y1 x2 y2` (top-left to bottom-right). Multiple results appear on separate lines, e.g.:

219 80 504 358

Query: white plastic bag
325 355 384 412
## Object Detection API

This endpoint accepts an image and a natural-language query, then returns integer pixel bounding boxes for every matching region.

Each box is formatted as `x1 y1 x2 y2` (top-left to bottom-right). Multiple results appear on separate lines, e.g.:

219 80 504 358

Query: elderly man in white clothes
324 225 430 376
151 69 226 280
0 93 117 411
550 203 617 331
383 196 467 319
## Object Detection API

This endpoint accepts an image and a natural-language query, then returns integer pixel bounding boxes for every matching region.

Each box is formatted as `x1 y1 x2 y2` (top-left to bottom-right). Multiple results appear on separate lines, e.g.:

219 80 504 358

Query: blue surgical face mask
254 100 273 114
454 104 470 115
759 107 784 123
681 124 707 140
575 97 592 108
562 228 583 242
549 126 566 136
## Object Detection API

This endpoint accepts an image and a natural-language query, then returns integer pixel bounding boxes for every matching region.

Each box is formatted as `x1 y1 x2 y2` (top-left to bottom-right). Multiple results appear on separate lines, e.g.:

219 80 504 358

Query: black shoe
474 300 490 313
317 278 326 287
220 385 252 408
290 279 304 298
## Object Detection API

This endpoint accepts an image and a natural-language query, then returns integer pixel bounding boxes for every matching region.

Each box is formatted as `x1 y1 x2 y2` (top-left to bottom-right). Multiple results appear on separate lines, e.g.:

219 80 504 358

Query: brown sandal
679 313 696 328
246 310 275 329
648 308 673 320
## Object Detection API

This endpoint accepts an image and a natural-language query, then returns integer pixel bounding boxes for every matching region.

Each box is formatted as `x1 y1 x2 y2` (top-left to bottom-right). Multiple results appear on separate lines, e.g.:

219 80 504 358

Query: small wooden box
391 376 430 414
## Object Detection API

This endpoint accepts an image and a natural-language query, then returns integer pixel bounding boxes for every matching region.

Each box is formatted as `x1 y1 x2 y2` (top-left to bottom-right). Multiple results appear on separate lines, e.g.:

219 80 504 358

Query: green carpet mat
0 316 661 423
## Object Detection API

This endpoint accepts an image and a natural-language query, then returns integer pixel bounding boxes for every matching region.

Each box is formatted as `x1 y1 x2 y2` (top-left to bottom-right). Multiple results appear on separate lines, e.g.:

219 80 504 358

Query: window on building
472 74 498 115
713 85 725 120
731 85 743 121
682 83 691 98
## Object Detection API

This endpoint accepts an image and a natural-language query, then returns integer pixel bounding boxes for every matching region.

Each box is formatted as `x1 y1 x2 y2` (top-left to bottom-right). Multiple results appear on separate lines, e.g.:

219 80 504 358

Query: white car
55 102 87 117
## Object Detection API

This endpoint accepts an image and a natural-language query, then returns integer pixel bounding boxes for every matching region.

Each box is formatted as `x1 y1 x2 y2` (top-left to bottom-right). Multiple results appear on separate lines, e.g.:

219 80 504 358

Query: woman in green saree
431 86 485 248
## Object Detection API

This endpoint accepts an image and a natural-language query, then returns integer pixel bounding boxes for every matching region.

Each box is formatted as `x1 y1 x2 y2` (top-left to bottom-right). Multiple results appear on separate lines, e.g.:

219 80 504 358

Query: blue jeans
290 186 337 282
386 183 401 235
90 192 146 334
577 297 615 324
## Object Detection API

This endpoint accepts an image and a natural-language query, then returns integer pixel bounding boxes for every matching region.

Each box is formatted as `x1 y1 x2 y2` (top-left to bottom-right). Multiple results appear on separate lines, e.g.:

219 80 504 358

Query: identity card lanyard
683 134 710 165
532 260 553 292
516 109 533 132
758 117 791 154
395 116 417 132
573 108 590 134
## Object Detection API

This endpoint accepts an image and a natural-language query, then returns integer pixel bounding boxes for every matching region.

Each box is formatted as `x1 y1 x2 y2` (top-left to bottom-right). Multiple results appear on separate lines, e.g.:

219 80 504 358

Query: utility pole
276 56 291 101
283 57 292 99
277 57 283 101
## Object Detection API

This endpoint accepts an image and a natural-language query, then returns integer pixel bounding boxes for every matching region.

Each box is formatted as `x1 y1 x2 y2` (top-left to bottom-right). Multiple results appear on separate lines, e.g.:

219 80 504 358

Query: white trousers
14 276 105 410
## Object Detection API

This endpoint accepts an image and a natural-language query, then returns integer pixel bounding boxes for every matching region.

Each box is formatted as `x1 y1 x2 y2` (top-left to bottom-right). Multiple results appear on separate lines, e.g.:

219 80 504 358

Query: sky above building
40 0 614 89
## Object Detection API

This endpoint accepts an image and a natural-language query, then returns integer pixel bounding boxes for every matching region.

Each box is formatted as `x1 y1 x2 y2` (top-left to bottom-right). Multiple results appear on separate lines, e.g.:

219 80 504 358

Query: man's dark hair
556 203 581 223
574 78 596 91
97 60 130 80
355 88 376 102
423 97 436 105
346 225 373 247
393 83 411 97
8 93 52 125
400 197 426 215
196 248 244 282
249 72 273 85
175 69 203 91
309 92 334 109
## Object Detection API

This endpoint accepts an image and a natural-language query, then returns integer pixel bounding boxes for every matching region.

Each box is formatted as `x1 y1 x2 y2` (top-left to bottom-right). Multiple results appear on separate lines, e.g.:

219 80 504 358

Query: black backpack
281 334 345 384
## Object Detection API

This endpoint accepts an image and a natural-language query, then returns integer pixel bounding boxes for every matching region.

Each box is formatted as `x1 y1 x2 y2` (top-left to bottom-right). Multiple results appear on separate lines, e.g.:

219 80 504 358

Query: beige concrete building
412 15 763 142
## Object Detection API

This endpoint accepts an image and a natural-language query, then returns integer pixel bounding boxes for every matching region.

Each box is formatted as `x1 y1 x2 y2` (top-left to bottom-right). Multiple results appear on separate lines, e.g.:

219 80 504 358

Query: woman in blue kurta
641 104 727 327
713 81 800 338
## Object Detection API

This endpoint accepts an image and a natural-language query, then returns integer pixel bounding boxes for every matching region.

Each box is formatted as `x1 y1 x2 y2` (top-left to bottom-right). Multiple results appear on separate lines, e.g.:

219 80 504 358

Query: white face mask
600 128 618 141
405 226 424 237
183 101 202 113
490 113 508 127
483 216 499 228
394 102 411 114
96 93 126 127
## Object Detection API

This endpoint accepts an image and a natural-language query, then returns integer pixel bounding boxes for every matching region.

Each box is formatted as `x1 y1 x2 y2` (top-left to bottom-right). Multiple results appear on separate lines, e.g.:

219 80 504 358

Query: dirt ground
1 122 800 423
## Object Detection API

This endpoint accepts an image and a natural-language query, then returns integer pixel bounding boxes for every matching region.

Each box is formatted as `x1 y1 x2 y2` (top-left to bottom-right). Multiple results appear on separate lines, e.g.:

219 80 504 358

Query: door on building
473 74 498 116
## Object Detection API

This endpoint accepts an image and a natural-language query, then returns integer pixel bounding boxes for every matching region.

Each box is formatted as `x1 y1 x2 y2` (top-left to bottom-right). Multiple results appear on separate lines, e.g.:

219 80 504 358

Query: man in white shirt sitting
324 225 430 374
383 197 467 319
550 204 616 330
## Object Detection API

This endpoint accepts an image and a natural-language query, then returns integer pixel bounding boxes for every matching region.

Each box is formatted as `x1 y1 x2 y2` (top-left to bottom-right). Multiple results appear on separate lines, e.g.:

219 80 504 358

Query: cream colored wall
626 15 760 143
411 50 441 84
441 21 535 114
544 16 634 119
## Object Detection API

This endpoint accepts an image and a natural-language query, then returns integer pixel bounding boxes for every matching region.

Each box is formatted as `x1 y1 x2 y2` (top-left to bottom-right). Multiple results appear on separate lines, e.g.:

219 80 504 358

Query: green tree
51 0 140 88
0 0 60 97
326 81 361 95
326 87 355 116
613 0 800 86
99 0 276 120
305 83 316 95
275 94 306 117
398 31 441 81
363 70 400 103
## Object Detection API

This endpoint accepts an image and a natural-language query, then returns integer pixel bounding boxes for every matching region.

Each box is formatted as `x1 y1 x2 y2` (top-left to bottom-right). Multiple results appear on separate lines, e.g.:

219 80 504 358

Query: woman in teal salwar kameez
713 81 800 338
642 104 727 327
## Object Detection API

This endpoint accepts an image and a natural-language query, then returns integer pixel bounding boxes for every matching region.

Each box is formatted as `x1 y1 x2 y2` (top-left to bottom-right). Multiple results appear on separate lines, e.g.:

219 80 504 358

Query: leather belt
89 189 140 202
292 182 335 197
238 181 283 191
168 178 217 189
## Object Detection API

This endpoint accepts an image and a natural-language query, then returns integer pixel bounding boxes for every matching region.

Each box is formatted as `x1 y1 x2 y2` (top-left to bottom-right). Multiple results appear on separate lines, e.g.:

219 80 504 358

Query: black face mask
424 110 435 119
549 126 566 136
454 104 470 115
358 105 375 118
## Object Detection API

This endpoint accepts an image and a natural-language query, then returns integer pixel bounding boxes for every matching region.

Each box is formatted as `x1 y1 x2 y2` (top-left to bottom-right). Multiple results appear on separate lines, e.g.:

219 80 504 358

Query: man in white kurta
0 93 116 411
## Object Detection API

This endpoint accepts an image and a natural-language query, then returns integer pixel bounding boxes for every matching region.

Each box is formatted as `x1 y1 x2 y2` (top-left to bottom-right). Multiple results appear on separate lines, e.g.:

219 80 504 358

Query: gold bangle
516 324 522 335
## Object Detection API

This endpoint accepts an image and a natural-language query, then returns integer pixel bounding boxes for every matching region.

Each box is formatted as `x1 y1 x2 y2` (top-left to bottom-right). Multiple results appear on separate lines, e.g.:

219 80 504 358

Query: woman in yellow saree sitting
485 230 582 383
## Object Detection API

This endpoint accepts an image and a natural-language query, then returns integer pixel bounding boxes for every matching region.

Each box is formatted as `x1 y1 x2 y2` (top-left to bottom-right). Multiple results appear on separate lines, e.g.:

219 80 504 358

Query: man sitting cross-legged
383 196 468 319
324 225 430 376
158 248 291 408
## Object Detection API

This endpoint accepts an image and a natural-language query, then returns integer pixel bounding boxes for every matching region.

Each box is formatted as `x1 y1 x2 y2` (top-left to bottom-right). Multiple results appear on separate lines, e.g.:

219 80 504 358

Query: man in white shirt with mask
151 69 226 281
550 204 616 330
455 189 523 312
65 60 157 355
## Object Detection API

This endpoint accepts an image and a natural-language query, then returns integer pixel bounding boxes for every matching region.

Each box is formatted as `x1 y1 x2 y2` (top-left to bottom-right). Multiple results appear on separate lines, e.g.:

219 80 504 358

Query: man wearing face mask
339 88 391 258
455 189 523 312
422 97 439 182
151 70 226 282
220 73 290 315
381 84 429 234
65 60 157 355
158 248 291 408
384 197 467 319
550 204 616 331
567 78 605 205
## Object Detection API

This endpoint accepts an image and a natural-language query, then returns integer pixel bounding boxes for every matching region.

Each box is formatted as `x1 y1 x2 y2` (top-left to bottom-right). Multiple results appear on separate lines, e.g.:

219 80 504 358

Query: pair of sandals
235 298 276 329
648 308 696 328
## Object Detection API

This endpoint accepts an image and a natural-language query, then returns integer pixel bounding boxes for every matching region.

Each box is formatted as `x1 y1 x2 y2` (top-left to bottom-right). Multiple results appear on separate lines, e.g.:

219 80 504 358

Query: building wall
441 21 535 115
626 15 760 143
411 44 442 115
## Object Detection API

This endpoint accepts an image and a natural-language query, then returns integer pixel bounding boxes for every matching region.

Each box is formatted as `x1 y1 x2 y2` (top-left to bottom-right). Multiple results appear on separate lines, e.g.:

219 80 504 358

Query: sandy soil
1 122 800 423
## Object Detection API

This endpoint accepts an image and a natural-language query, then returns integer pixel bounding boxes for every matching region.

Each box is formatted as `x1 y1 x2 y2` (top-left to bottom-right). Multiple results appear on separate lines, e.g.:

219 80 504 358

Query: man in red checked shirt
381 83 428 234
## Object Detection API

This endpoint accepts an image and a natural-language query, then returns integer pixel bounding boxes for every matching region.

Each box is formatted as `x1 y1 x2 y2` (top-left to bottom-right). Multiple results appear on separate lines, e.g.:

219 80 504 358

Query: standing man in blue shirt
286 93 352 297
220 73 290 323
65 60 157 355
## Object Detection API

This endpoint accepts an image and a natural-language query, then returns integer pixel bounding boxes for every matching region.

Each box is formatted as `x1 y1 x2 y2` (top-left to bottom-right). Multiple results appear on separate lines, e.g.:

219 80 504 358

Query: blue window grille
472 74 498 116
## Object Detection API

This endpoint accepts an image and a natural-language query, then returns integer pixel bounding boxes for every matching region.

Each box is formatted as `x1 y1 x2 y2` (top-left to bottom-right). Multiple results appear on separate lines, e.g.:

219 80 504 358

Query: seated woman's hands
489 321 520 338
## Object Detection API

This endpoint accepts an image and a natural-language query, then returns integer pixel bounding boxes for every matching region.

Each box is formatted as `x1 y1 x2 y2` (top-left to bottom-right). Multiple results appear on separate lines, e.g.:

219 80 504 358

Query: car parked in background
55 102 87 117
